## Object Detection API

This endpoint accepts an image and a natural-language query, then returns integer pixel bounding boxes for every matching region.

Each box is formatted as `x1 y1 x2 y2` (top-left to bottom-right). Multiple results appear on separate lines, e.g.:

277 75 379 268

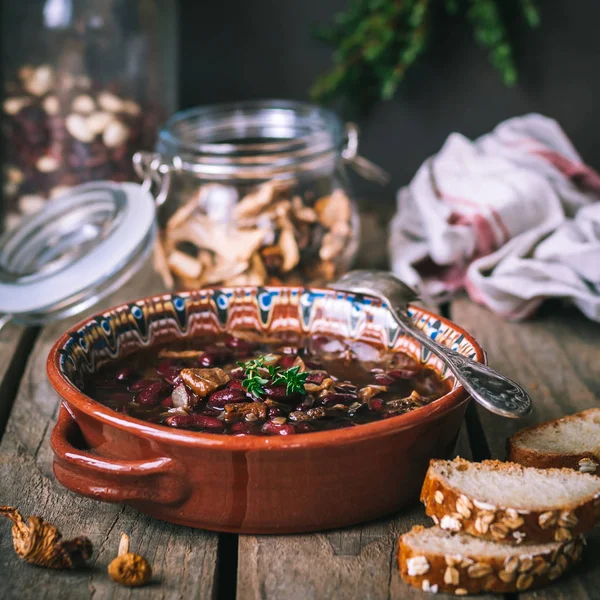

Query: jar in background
1 0 177 231
135 100 364 288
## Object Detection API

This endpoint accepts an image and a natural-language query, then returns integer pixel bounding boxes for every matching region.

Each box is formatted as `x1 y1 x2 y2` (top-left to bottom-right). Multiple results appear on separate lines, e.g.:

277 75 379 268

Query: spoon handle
394 310 532 418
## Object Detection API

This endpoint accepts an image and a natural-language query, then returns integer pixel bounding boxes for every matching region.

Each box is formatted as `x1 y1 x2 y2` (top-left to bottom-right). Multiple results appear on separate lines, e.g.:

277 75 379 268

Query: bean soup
84 331 449 436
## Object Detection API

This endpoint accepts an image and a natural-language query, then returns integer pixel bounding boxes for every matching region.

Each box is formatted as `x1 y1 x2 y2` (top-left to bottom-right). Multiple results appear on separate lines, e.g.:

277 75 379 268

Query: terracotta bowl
47 286 484 534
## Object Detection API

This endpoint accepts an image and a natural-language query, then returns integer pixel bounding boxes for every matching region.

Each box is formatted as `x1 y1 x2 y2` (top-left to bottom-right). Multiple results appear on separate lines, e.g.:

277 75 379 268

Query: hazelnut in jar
1 0 177 231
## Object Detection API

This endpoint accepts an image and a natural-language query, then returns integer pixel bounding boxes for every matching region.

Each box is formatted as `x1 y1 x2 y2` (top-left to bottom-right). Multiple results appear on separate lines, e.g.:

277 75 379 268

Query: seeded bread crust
398 525 584 595
508 410 600 473
421 458 600 544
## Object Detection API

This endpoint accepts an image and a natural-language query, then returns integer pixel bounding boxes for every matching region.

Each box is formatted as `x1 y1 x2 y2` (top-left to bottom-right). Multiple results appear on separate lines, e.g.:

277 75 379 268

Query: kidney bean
388 368 419 380
197 346 232 367
268 407 284 418
263 384 294 400
208 388 247 409
231 422 261 435
229 367 244 380
192 414 225 432
226 336 254 355
115 367 136 381
165 414 195 428
129 378 159 392
136 381 172 406
305 372 326 385
295 422 314 434
156 361 182 385
200 407 222 417
321 392 357 406
374 373 396 386
227 379 245 392
369 398 385 412
262 421 296 436
161 396 174 408
278 355 297 369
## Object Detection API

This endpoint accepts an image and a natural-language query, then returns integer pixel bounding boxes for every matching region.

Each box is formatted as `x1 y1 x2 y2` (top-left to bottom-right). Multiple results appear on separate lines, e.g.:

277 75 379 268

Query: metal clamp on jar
133 100 388 289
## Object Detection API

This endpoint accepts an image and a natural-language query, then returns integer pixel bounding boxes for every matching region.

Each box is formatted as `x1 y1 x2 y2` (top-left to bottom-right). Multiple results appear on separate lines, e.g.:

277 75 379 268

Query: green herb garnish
243 374 269 398
237 356 265 374
238 357 268 397
238 356 309 397
271 365 309 396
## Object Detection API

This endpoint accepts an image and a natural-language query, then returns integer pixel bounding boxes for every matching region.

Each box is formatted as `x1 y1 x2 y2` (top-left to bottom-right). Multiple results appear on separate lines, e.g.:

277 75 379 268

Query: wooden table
0 264 598 599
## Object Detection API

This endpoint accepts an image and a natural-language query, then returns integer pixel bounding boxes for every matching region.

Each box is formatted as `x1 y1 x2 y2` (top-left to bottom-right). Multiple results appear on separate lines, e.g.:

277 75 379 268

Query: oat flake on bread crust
420 458 600 544
399 525 584 595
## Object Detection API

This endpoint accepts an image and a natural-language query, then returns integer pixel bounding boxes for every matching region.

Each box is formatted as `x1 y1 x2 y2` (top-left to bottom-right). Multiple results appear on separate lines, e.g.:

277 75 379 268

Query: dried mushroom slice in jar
84 331 450 436
155 178 357 289
149 101 372 287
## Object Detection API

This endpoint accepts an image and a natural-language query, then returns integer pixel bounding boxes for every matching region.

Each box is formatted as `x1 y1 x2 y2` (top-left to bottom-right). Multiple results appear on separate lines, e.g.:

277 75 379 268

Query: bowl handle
50 406 190 505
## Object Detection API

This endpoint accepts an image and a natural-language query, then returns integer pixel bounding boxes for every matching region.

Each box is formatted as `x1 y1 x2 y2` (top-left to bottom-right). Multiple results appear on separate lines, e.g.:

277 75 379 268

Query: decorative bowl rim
46 286 485 451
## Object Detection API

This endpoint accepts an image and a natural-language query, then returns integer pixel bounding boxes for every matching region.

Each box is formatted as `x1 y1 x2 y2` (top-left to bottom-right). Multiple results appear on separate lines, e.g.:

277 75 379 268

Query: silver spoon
331 270 532 418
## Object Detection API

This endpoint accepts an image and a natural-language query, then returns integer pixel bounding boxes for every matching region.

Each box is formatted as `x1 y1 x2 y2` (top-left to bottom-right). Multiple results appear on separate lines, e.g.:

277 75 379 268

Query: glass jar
1 0 177 231
135 100 364 288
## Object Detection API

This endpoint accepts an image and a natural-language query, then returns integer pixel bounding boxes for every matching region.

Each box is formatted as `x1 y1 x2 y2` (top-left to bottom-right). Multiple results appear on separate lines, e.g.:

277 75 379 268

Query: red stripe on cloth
533 149 600 193
449 212 496 257
440 191 510 246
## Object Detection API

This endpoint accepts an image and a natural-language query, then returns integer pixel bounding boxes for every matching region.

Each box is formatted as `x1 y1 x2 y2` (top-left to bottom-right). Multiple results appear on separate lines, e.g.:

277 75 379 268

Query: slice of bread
508 409 600 472
399 525 583 595
421 458 600 544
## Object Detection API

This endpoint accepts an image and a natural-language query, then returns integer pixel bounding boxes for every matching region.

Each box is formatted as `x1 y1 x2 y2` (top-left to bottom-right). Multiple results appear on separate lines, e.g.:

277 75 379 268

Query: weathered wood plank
0 323 26 391
355 208 391 271
0 323 38 440
237 427 496 600
452 297 600 600
0 265 219 600
452 298 600 459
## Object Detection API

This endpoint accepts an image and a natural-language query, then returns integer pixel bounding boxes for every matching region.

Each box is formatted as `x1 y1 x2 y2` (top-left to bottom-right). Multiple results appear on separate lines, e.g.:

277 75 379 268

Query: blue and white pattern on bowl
57 287 478 391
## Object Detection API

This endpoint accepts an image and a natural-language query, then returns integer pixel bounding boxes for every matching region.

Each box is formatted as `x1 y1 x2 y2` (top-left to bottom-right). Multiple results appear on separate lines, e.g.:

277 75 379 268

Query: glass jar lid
148 100 388 185
0 181 156 326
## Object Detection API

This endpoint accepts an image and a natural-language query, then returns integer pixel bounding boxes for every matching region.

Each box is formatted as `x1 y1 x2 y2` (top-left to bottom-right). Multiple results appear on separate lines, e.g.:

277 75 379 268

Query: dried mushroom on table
0 506 93 569
108 532 152 587
154 180 357 288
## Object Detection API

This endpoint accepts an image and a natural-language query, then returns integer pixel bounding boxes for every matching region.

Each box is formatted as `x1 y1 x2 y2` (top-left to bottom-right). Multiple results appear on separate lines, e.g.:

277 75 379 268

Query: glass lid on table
0 182 156 329
135 100 388 289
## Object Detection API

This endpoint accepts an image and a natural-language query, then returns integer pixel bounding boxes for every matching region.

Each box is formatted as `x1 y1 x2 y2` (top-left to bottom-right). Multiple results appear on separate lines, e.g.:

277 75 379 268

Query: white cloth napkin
389 114 600 321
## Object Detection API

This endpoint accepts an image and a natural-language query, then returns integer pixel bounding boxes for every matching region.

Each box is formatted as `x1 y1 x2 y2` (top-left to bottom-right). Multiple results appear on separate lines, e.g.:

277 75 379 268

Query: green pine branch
311 0 540 113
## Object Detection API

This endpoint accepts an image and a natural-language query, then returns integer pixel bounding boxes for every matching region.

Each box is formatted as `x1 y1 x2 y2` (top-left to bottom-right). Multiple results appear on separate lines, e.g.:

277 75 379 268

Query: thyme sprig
269 365 309 396
238 356 309 397
238 356 269 398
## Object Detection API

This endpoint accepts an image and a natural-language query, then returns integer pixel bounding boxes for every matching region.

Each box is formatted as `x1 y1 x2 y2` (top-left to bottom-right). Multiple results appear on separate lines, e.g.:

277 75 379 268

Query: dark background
179 0 600 205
